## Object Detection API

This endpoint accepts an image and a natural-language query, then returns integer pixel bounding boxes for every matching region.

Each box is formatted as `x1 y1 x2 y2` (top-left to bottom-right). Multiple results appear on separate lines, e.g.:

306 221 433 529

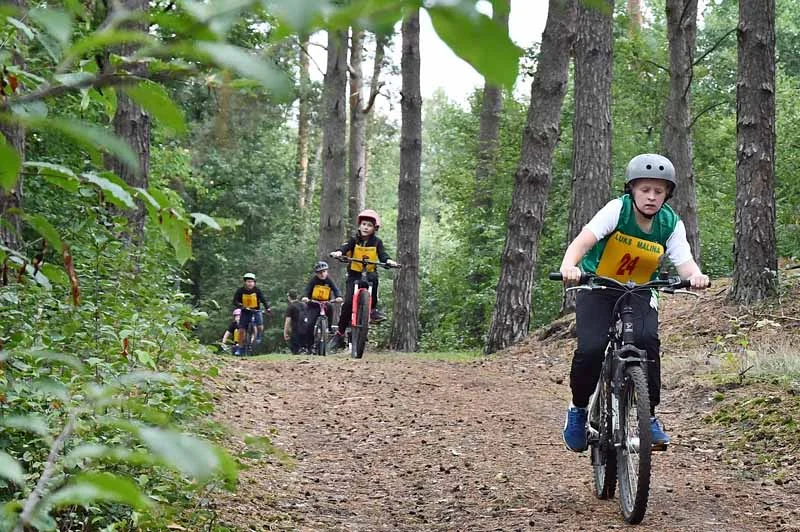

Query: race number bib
241 293 258 309
596 232 663 283
349 244 378 272
311 284 332 301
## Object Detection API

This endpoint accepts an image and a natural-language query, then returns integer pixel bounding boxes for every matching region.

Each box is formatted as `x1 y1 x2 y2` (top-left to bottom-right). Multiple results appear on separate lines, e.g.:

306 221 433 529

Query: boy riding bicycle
232 272 271 355
558 154 710 452
301 261 343 349
221 308 241 353
328 209 398 350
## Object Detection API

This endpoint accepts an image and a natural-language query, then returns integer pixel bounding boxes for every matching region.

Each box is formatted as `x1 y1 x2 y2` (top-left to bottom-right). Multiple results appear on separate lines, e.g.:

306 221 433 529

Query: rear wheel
351 290 370 359
617 365 652 524
314 316 328 356
590 363 617 499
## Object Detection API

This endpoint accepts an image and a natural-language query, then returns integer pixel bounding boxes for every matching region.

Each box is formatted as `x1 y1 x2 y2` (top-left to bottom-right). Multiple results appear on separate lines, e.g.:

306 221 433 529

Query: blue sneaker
233 347 243 356
650 417 670 448
563 406 588 452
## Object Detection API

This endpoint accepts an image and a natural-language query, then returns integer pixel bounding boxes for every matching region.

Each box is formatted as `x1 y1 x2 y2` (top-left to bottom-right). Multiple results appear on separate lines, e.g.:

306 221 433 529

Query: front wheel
245 320 257 355
314 316 328 356
616 365 652 524
351 290 370 359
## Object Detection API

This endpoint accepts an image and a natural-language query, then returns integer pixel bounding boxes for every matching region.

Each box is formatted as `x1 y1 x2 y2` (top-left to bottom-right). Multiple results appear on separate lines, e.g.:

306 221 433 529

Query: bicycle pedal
652 442 669 452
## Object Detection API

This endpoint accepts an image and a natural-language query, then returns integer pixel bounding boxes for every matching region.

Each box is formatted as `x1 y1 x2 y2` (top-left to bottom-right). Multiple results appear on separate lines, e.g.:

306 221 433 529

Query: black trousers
570 289 661 415
337 274 379 332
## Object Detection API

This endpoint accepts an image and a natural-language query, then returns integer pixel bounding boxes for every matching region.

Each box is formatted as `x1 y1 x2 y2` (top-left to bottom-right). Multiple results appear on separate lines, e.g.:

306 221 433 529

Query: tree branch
689 101 729 129
362 81 385 114
694 27 736 67
15 413 77 532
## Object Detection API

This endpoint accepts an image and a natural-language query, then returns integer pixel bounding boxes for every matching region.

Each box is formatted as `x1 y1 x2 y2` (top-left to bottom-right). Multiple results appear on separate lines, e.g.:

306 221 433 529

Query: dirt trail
211 341 799 531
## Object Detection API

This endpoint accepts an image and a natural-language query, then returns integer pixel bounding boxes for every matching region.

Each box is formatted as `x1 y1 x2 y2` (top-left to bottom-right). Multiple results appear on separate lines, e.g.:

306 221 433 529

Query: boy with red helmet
329 209 398 349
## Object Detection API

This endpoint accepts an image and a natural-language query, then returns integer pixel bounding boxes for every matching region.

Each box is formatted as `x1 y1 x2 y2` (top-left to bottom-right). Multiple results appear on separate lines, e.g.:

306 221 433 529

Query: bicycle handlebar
548 272 709 291
329 253 401 269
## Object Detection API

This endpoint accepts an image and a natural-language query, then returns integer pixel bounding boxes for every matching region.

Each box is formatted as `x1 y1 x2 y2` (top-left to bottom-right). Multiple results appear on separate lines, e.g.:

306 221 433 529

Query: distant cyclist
221 308 241 353
232 272 271 355
301 261 343 349
329 209 397 349
558 154 709 452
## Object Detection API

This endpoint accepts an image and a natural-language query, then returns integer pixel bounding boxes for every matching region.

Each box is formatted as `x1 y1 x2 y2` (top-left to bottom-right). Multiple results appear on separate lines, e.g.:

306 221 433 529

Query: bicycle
239 308 264 356
306 300 333 356
549 272 702 524
330 255 399 359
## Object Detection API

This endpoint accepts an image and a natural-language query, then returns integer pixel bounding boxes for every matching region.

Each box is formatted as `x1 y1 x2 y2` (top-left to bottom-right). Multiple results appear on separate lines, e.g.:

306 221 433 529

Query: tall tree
0 0 25 251
318 29 349 276
563 0 613 314
296 34 311 211
104 0 151 243
348 29 389 225
731 0 777 303
485 0 577 354
390 10 422 352
627 0 642 34
474 0 510 210
663 0 701 262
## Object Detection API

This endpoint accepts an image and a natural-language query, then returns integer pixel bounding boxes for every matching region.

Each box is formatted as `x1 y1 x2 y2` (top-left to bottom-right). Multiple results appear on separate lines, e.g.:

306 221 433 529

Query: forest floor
209 275 800 531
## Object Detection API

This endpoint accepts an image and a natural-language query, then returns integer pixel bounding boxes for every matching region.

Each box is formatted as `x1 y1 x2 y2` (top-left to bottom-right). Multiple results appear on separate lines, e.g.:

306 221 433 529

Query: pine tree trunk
663 0 701 263
0 0 26 251
390 11 422 352
485 0 577 354
731 0 777 303
563 0 613 314
474 0 509 211
627 0 642 34
318 30 349 278
348 28 367 225
297 34 311 211
104 0 150 244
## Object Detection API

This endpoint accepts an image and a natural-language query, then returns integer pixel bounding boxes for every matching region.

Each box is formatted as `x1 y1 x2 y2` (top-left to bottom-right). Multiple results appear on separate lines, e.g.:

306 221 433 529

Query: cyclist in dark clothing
328 209 397 350
301 261 343 349
232 272 271 355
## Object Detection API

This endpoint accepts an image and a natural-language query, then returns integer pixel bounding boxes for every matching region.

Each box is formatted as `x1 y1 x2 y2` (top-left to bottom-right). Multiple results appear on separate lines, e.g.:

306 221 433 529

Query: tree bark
0 0 26 251
390 11 422 352
485 0 577 354
562 0 614 314
474 0 509 211
104 0 150 244
731 0 777 303
296 34 311 211
348 28 367 226
318 29 349 278
627 0 642 34
663 0 701 263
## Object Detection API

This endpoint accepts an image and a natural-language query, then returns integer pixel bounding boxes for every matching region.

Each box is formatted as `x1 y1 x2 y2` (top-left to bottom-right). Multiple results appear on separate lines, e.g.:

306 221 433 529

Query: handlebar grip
549 272 593 284
548 272 562 281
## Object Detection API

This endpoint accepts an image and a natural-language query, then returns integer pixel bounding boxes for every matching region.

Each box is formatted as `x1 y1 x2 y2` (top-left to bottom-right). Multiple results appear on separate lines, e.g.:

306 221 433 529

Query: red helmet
357 209 381 230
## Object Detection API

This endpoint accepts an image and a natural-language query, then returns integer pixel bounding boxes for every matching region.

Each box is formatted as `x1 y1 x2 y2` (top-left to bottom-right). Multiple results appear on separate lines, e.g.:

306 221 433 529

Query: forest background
0 0 797 529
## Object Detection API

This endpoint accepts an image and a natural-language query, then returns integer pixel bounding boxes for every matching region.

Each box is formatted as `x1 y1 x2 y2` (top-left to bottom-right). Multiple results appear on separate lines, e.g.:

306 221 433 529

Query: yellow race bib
596 232 663 283
349 244 378 272
241 293 258 309
311 284 332 301
233 329 241 343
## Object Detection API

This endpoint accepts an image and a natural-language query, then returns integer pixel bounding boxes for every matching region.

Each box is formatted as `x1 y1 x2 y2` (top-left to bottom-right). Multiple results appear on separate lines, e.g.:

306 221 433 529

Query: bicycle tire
351 290 370 359
590 362 617 499
616 365 652 524
314 316 328 356
245 320 256 356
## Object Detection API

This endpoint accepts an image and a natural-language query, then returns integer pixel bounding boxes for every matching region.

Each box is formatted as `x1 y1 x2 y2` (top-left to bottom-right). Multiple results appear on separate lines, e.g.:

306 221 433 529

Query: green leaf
133 187 160 216
0 452 24 485
428 5 521 88
2 415 50 438
46 473 151 510
190 212 221 230
138 426 237 481
29 7 73 46
0 141 21 192
4 116 139 174
65 30 154 60
24 161 81 192
159 209 192 265
29 350 86 372
7 16 35 40
40 263 70 286
9 100 49 118
192 42 292 96
262 0 329 32
23 214 62 249
121 81 186 134
81 172 136 209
